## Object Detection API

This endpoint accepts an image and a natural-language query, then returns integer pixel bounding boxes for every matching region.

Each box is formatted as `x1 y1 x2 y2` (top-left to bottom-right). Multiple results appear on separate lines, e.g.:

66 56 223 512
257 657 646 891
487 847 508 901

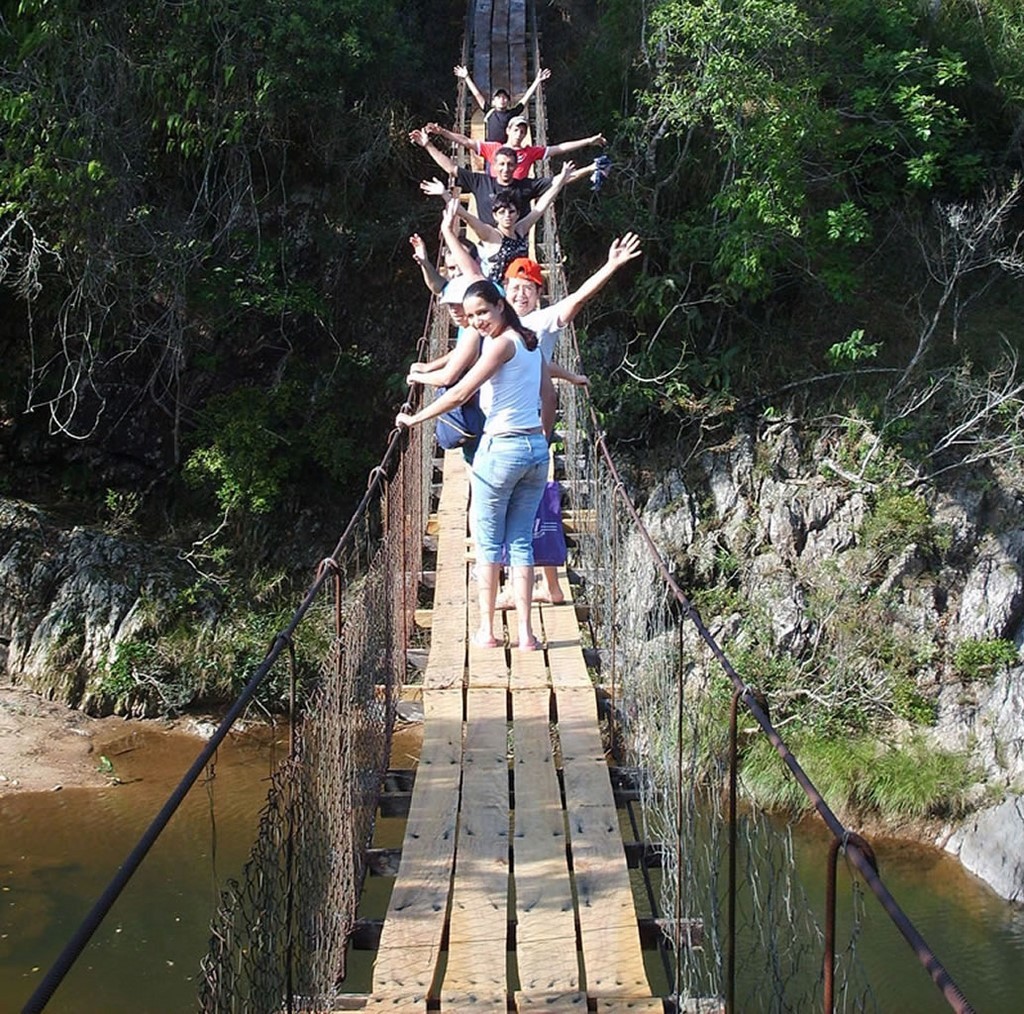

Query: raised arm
546 133 607 158
516 66 551 107
398 336 513 429
516 161 574 233
440 198 486 281
426 121 480 155
409 233 447 296
410 127 457 177
452 197 503 245
454 64 487 112
548 360 589 387
551 232 642 327
565 158 604 186
409 348 454 377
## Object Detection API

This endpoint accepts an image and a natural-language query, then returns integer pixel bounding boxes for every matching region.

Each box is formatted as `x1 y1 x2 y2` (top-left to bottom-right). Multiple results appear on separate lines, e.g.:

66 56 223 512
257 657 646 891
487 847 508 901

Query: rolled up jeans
471 432 549 566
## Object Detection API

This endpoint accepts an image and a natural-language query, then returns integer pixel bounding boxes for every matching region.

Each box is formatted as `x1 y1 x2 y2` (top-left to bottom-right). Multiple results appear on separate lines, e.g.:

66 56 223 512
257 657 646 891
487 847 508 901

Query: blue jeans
471 432 549 566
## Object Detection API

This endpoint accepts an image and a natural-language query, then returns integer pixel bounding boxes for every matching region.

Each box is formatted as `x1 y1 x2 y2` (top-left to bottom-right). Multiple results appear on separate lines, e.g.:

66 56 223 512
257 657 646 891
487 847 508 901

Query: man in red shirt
425 117 606 180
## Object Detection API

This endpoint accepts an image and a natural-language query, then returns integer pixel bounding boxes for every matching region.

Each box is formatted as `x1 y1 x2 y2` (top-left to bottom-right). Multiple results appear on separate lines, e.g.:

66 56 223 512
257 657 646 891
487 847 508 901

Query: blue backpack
435 391 485 450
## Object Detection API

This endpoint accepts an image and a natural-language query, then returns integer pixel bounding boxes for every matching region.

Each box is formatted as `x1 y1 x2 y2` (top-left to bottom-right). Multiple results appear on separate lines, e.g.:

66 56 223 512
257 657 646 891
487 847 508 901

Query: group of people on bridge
396 63 639 652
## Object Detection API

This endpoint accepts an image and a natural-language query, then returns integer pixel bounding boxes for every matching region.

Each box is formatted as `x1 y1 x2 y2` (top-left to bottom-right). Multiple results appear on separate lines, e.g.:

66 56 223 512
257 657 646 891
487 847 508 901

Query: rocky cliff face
633 419 1024 900
0 499 195 716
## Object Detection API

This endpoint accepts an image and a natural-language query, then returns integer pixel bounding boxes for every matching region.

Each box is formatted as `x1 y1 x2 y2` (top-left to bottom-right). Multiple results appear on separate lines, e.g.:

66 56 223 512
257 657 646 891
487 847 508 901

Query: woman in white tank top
397 280 554 651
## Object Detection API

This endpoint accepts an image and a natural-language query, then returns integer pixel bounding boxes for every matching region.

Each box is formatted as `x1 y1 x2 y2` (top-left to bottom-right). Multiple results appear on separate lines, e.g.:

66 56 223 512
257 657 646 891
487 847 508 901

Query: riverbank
0 683 246 795
0 683 129 794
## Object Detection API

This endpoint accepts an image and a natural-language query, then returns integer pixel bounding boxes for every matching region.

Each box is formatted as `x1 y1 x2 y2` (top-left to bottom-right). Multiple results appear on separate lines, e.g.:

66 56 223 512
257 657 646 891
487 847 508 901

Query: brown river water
1 720 1022 1013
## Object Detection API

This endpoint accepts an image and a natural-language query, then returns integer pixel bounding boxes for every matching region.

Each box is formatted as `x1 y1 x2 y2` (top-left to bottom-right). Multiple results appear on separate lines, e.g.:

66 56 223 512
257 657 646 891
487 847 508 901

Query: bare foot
494 590 515 610
472 631 501 648
517 635 542 652
533 589 565 605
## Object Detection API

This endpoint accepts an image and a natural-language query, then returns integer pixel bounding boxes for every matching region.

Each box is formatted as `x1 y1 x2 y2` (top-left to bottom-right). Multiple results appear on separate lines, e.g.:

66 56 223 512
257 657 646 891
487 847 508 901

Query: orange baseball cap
504 257 544 287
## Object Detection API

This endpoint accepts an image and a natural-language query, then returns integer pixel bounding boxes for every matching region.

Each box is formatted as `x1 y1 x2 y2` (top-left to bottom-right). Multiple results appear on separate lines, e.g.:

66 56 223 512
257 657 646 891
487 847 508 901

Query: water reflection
0 720 287 1013
786 818 1024 1012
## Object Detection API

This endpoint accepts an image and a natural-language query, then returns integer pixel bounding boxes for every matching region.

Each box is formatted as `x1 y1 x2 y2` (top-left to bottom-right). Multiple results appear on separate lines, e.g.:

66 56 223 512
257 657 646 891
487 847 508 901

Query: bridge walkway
366 451 662 1012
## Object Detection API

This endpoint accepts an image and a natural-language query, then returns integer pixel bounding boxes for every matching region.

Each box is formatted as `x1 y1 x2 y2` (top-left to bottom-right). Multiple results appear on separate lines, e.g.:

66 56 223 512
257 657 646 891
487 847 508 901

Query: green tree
0 0 436 522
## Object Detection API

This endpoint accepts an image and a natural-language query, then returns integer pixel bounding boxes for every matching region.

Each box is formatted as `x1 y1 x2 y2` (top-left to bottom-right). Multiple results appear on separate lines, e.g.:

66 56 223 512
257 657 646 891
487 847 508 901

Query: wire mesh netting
539 202 882 1009
197 417 429 1013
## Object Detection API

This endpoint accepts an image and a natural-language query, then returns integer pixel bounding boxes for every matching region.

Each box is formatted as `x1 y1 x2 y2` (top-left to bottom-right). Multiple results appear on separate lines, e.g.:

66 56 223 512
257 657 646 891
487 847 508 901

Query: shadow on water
0 719 287 1014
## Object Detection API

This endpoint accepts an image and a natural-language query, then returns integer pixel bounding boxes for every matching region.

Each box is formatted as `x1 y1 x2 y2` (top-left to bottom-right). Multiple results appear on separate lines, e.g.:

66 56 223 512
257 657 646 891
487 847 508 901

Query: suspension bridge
21 2 978 1013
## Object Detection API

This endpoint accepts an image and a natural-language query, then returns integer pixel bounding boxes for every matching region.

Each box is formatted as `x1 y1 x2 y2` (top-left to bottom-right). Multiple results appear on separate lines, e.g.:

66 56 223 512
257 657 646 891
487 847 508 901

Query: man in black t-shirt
454 64 551 143
409 130 551 226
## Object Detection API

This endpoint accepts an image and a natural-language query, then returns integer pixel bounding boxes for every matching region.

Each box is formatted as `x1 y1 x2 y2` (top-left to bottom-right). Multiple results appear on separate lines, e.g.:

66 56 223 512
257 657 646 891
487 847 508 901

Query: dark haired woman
424 162 573 284
397 280 554 651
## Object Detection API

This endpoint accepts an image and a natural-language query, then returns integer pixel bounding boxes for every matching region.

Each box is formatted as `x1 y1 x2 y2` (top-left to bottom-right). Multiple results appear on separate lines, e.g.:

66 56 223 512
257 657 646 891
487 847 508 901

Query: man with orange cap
498 234 642 604
503 233 642 363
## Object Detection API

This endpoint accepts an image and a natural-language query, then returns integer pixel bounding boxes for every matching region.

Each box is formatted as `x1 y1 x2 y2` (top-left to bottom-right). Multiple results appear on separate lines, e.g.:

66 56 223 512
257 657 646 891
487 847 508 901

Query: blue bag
501 481 567 567
434 390 486 450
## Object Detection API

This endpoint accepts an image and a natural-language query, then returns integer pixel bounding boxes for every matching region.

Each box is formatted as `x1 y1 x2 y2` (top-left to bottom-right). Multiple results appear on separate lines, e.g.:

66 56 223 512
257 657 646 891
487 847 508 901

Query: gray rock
935 665 1024 787
944 794 1024 902
0 498 194 713
701 433 754 518
643 468 689 516
802 488 867 560
748 554 813 653
643 480 698 559
956 530 1024 641
766 496 807 562
765 424 802 479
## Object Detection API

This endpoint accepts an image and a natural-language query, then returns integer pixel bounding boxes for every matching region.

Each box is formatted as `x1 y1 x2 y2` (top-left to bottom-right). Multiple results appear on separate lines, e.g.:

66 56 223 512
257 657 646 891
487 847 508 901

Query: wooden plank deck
366 451 657 1011
365 6 687 1010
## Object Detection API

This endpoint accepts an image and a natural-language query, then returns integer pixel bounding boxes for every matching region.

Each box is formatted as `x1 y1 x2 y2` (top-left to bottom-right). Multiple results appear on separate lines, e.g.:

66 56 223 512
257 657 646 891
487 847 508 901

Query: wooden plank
473 0 492 98
424 453 469 690
540 589 592 690
597 1003 721 1014
516 993 587 1013
372 689 463 998
490 0 511 94
512 689 579 995
594 1001 666 1013
467 570 510 689
442 688 510 1006
364 997 428 1013
555 688 652 999
508 0 528 97
509 601 548 689
562 510 596 534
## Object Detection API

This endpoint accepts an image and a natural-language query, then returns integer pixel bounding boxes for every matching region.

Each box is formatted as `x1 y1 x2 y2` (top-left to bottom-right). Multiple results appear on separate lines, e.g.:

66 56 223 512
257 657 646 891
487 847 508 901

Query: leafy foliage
953 638 1019 681
740 732 974 819
554 0 1024 438
0 0 436 527
861 489 951 557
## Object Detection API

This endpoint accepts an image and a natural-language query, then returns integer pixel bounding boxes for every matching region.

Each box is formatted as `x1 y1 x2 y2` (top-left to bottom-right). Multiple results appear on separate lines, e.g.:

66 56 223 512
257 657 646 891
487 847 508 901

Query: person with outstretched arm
397 279 556 653
454 64 551 143
425 163 573 284
411 129 609 226
498 234 643 606
408 230 480 297
410 130 549 226
425 116 606 179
